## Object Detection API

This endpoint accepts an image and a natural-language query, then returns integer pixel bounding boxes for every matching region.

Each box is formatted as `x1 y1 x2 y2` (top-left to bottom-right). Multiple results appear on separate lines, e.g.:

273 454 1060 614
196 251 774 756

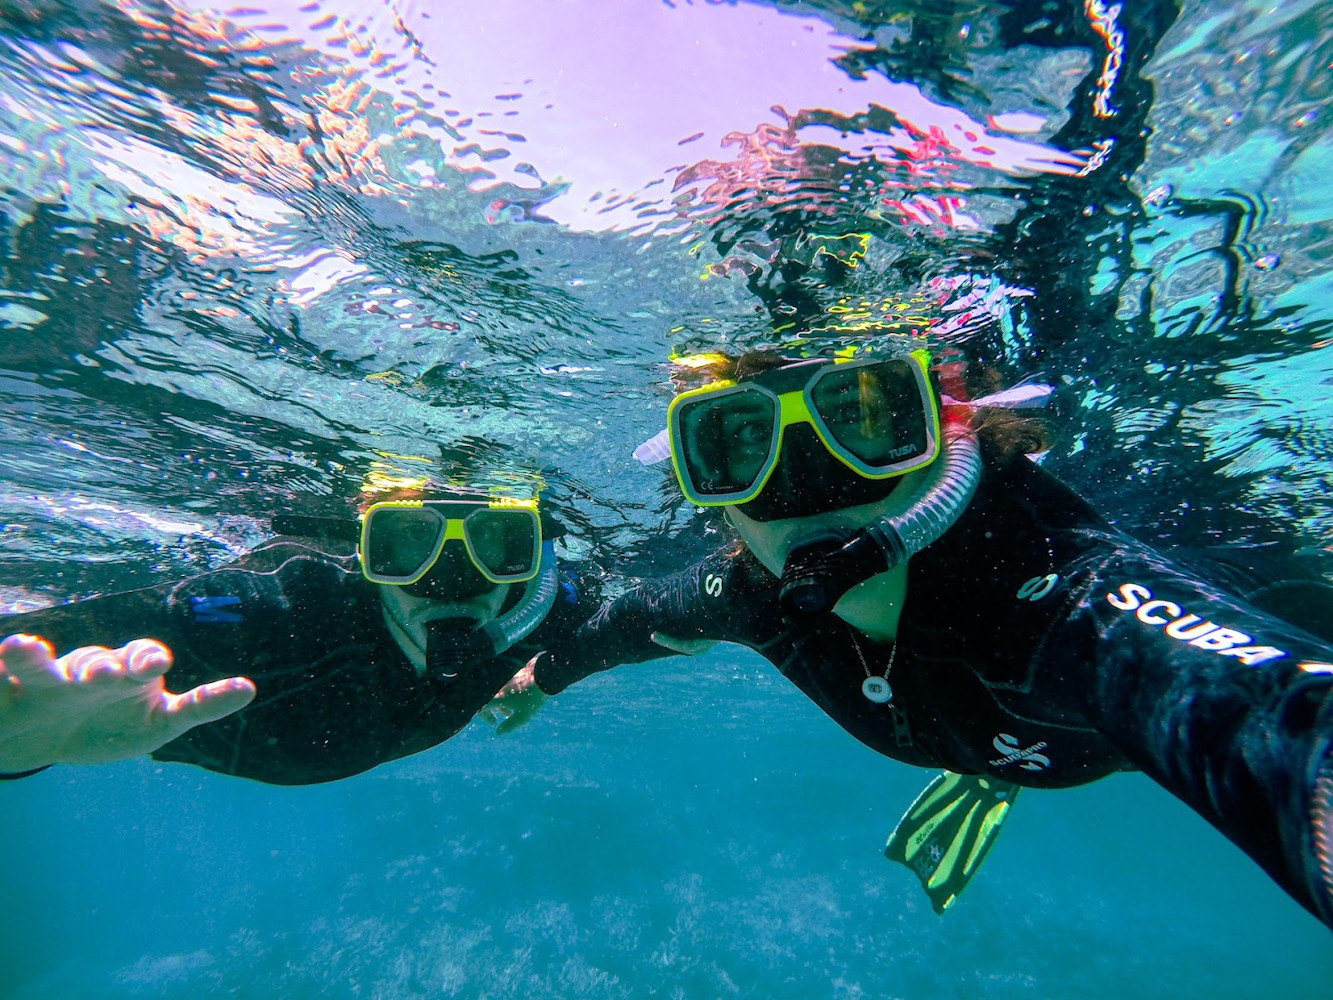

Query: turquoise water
7 653 1333 997
3 0 1333 995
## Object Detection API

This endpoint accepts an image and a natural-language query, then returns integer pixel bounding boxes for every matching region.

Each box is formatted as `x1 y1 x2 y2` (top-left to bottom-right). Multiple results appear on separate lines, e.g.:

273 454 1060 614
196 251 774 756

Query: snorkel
418 544 559 680
481 539 559 654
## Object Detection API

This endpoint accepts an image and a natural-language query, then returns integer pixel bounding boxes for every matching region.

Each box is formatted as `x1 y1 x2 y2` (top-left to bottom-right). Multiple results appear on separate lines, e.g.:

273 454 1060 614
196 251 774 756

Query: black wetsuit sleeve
1043 538 1333 926
0 539 521 784
1 581 187 779
534 552 743 695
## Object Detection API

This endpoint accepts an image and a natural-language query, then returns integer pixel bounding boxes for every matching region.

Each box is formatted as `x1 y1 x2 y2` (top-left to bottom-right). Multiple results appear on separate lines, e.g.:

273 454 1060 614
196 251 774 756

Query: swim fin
884 770 1021 914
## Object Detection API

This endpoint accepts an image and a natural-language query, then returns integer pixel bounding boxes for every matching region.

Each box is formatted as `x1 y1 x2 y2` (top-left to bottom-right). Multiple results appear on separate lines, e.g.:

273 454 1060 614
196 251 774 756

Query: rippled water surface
3 1 1332 996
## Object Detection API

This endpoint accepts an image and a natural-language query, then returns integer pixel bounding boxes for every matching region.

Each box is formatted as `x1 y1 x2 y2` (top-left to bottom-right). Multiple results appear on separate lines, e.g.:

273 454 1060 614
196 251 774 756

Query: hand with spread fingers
0 633 256 773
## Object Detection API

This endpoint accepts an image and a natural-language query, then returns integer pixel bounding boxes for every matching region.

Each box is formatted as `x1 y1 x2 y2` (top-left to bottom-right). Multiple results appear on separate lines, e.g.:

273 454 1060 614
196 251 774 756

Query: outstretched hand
0 633 255 773
479 655 548 736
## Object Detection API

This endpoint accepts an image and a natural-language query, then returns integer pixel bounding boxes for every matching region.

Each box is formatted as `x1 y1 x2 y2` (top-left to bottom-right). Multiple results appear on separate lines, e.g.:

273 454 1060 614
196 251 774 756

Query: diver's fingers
160 677 256 736
123 639 173 680
0 634 62 687
60 645 126 683
650 631 716 656
494 689 546 736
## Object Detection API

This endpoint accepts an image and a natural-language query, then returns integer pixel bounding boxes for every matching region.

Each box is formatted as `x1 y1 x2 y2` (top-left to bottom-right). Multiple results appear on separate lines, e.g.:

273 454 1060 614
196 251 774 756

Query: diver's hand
480 656 547 736
650 631 716 656
0 634 256 772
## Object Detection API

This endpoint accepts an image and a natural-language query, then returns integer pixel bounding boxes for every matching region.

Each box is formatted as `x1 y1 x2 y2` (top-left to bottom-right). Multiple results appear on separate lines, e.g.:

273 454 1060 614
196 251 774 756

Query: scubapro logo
913 844 944 877
1017 574 1059 601
1105 583 1286 666
990 733 1050 771
704 573 723 598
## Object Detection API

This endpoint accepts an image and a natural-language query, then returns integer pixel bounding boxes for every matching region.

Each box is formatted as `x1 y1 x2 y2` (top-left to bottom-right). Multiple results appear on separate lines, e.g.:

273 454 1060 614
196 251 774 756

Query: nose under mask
402 543 498 602
737 423 905 522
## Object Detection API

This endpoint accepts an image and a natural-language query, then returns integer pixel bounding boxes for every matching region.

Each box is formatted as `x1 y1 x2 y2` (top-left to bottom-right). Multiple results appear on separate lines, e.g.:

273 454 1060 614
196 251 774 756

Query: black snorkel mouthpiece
779 525 909 617
777 429 985 617
425 618 491 686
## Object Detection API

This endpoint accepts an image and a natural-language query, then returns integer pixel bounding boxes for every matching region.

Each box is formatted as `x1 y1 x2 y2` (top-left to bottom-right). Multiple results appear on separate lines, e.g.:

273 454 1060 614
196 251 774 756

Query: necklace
851 630 896 704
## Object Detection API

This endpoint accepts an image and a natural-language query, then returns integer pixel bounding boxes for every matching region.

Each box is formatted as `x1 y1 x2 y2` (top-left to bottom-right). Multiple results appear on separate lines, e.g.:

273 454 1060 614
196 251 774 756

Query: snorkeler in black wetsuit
0 491 595 785
531 348 1333 928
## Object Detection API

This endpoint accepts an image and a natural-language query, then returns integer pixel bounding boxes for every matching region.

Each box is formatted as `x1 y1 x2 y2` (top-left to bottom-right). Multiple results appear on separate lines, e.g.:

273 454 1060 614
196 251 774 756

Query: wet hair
958 361 1055 464
672 350 1054 466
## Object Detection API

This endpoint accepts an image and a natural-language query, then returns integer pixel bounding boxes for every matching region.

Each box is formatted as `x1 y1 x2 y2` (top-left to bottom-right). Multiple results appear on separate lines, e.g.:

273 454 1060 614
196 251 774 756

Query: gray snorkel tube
481 540 559 654
779 426 982 616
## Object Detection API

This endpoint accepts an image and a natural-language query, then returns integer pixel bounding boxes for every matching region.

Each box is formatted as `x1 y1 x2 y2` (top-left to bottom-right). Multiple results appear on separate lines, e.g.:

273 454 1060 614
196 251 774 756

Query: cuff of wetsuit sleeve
0 764 53 780
1308 746 1333 929
532 650 573 697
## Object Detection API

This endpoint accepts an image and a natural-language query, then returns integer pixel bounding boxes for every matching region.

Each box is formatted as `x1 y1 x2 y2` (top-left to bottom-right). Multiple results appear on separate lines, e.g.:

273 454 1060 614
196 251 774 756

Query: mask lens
465 509 539 581
675 389 777 498
809 360 930 469
363 507 445 580
408 543 499 601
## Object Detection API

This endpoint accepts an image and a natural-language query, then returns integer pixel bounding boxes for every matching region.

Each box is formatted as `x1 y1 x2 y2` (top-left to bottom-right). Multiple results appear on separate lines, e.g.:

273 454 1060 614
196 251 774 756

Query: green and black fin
884 770 1021 914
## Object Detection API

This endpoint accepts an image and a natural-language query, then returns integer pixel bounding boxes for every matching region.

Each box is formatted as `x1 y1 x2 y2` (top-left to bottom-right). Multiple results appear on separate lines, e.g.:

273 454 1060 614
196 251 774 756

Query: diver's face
399 538 504 603
725 468 926 577
734 422 906 521
376 576 513 680
376 535 512 624
378 575 510 625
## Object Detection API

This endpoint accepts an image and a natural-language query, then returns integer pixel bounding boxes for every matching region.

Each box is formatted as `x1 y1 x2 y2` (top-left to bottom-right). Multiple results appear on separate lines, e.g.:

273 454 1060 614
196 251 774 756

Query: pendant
862 675 892 703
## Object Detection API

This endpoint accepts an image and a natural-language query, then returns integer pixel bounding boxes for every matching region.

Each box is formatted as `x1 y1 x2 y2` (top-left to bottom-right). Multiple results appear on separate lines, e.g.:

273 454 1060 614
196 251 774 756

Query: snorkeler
526 346 1333 927
0 488 591 784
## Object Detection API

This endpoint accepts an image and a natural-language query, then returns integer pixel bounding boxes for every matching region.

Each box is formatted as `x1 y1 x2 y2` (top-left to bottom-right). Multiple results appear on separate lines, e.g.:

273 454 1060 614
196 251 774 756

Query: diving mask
668 351 941 520
359 498 541 591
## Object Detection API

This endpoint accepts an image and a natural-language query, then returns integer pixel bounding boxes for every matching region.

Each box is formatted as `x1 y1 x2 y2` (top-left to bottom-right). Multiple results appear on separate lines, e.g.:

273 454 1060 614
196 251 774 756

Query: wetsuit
535 455 1333 928
0 533 594 785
